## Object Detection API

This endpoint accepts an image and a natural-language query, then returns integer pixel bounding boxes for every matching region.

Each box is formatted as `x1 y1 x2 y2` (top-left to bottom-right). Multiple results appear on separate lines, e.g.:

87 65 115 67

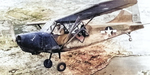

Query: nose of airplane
16 33 37 47
16 32 59 54
16 35 22 46
16 32 44 54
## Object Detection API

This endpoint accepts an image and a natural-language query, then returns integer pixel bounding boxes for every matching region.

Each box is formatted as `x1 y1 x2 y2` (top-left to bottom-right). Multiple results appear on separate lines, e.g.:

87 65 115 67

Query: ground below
0 38 130 75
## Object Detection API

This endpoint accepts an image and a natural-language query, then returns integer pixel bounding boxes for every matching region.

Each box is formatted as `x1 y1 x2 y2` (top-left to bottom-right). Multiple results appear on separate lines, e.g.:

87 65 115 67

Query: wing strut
69 16 81 34
62 16 94 47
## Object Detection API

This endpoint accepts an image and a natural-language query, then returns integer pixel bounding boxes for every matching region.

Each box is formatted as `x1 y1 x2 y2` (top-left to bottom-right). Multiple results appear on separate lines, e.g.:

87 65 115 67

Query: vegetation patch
0 37 17 50
6 7 53 21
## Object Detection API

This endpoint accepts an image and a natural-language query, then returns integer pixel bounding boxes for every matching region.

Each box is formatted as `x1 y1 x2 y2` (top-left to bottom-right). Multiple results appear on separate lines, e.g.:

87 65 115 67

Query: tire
44 59 52 68
57 62 66 71
129 38 132 41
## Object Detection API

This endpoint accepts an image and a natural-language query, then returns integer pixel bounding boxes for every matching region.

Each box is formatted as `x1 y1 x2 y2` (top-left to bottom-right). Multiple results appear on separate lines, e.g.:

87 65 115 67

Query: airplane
15 0 142 71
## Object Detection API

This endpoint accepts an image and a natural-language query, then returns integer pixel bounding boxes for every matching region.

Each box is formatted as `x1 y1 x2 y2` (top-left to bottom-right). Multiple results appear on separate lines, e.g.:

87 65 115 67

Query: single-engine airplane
16 0 142 71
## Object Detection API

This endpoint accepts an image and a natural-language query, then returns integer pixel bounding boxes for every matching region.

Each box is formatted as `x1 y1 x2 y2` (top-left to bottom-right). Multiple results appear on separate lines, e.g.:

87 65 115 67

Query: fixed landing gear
57 62 66 71
43 52 66 71
44 52 53 68
44 59 52 68
127 32 132 41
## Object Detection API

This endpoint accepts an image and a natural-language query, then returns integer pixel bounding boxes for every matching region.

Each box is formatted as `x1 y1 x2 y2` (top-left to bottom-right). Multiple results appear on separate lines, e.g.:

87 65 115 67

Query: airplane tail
108 9 133 23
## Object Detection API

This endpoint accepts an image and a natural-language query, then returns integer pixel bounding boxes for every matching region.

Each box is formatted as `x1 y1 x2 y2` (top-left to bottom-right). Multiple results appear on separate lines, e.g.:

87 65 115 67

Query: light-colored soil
0 38 130 75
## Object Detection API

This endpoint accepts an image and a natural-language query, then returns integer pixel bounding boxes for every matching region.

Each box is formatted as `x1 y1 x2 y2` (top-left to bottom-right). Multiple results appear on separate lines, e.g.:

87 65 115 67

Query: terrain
0 38 130 75
0 0 150 75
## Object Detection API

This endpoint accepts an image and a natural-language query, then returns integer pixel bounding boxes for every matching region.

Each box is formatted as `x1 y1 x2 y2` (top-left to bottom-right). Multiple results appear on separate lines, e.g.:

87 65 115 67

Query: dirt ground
0 38 131 75
93 56 150 75
0 24 132 75
62 43 115 75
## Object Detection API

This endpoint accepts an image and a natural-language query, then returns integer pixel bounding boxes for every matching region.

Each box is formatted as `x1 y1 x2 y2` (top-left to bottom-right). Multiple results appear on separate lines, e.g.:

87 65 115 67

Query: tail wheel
129 37 132 41
44 59 53 68
57 62 66 71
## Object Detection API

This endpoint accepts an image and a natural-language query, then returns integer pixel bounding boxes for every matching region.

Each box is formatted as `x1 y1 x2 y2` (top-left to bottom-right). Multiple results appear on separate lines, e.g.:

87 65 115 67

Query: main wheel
44 59 52 68
57 62 66 71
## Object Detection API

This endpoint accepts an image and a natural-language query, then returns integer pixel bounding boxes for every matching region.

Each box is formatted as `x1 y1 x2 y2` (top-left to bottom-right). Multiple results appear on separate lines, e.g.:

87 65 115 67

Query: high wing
56 0 137 23
26 21 46 29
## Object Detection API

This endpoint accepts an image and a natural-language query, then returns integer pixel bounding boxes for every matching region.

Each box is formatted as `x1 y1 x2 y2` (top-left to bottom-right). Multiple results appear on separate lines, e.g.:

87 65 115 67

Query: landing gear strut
127 32 132 41
44 52 53 68
43 52 66 71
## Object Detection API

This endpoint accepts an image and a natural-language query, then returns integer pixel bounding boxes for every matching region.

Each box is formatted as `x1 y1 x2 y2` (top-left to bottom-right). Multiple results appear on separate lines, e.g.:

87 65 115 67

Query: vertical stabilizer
108 10 133 23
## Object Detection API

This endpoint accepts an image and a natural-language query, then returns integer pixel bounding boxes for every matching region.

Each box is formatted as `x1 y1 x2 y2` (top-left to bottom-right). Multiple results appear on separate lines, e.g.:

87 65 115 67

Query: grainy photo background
0 0 150 75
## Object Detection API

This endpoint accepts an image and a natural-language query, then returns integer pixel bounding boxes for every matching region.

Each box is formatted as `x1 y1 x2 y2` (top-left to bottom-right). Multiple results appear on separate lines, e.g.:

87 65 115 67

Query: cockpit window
41 20 56 33
52 24 65 35
41 20 83 35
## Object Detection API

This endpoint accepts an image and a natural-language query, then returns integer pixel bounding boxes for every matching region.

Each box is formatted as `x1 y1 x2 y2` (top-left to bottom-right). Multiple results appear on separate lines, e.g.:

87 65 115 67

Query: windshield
40 20 55 33
40 20 83 35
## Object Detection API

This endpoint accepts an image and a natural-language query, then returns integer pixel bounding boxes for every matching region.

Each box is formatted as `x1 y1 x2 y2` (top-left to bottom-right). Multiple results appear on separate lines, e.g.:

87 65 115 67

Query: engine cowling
16 32 58 54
